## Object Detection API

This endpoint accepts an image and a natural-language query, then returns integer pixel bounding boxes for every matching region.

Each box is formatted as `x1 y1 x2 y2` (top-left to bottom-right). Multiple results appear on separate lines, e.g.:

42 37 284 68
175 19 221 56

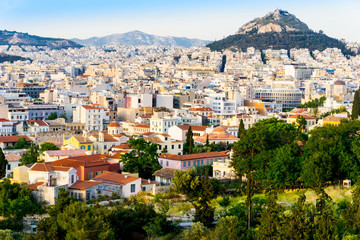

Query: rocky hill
72 30 210 47
236 9 310 35
0 30 82 49
208 9 353 56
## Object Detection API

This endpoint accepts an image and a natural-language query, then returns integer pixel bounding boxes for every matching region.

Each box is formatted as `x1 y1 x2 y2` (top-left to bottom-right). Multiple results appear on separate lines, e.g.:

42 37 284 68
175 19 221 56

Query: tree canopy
120 138 161 179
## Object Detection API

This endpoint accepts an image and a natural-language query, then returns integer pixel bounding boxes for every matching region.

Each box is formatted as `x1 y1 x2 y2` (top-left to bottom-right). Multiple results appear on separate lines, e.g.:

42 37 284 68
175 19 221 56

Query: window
179 144 181 149
96 171 101 176
71 175 74 184
88 145 91 150
104 145 107 149
131 184 136 193
207 159 209 164
142 187 146 191
86 192 90 200
188 161 191 167
88 172 93 179
166 161 169 166
193 161 196 166
7 164 10 170
160 160 163 165
171 145 174 149
197 160 200 165
80 146 85 149
201 160 203 165
183 162 186 167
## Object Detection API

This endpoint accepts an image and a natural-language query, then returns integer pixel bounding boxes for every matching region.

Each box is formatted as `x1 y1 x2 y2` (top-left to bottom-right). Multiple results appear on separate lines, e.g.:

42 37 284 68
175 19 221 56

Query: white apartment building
73 105 108 131
206 92 242 114
0 119 15 136
284 63 313 80
8 107 29 122
150 116 178 134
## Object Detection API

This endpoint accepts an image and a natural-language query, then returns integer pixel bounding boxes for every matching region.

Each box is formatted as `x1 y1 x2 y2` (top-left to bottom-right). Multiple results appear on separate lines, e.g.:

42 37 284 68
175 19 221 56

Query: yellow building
323 115 347 126
62 135 93 151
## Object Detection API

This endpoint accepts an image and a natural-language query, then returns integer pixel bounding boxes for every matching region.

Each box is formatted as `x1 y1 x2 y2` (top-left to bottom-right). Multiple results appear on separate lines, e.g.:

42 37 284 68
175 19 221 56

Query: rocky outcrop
236 9 310 35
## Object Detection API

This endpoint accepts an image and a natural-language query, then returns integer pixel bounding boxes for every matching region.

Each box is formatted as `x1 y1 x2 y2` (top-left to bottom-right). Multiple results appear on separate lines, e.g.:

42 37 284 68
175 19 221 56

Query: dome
212 126 226 133
108 122 120 128
334 80 345 86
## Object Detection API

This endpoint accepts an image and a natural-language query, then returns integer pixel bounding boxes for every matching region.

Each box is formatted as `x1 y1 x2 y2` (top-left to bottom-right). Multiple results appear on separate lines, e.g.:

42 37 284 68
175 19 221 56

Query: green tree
296 115 307 133
13 137 31 149
279 194 313 240
231 118 301 230
59 113 67 121
256 191 282 239
0 229 23 240
185 126 195 154
20 145 39 165
46 112 58 120
301 120 360 187
206 134 210 147
39 142 59 152
173 168 215 227
120 138 161 179
314 189 337 240
352 89 360 120
238 119 245 138
208 216 243 240
182 222 209 240
0 148 8 179
54 202 114 240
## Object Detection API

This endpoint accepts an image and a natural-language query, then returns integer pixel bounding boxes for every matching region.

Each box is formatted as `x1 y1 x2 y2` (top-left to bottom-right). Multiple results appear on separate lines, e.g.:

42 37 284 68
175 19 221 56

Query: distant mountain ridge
208 9 354 56
0 30 82 49
72 30 211 47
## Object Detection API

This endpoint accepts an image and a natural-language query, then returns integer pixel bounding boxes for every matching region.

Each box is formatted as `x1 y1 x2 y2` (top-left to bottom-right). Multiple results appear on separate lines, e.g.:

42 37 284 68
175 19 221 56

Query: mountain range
71 30 211 47
208 9 354 56
0 30 81 49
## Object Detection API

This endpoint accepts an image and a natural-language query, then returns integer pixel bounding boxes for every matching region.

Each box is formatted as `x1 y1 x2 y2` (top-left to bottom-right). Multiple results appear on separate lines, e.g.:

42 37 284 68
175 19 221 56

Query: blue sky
1 0 359 42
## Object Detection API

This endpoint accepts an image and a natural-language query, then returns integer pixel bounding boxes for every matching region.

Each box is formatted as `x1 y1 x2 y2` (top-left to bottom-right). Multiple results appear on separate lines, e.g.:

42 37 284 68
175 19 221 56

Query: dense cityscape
1 3 360 240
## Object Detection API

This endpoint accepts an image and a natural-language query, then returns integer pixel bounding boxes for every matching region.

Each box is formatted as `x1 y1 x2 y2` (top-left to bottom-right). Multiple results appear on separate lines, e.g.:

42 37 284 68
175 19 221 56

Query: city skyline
1 0 360 42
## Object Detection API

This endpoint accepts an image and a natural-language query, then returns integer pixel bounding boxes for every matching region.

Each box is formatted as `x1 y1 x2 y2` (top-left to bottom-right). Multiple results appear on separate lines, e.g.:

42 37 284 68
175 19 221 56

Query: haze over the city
1 0 360 42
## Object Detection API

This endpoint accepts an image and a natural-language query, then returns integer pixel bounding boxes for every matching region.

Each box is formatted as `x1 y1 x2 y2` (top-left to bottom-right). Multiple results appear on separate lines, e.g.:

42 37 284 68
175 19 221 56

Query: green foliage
0 148 8 179
352 89 360 120
301 120 360 187
59 113 67 121
321 106 348 119
217 195 230 208
193 145 212 153
0 229 23 240
208 216 244 240
20 145 39 165
296 115 307 133
39 142 59 152
46 112 58 120
182 222 209 240
298 96 327 108
12 137 31 150
207 31 354 56
120 138 161 179
184 126 195 154
173 168 215 226
238 119 246 138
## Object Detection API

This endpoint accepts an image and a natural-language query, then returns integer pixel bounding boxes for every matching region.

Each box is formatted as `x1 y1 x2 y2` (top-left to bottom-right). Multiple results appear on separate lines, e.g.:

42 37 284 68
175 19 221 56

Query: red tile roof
82 105 106 110
51 154 109 168
30 162 73 172
69 180 101 190
0 118 11 122
93 171 140 185
0 135 32 143
287 114 316 120
25 182 44 190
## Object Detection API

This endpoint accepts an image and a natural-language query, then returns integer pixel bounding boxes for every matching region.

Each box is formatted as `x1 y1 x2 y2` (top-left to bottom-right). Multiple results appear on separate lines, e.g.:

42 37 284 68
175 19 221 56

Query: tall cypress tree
0 147 8 179
352 89 360 120
186 126 194 154
238 119 245 138
205 134 209 147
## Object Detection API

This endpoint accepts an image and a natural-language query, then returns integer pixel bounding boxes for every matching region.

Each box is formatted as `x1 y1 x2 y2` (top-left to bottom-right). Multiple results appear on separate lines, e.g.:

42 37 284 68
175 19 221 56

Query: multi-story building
27 104 65 121
73 105 108 131
254 88 302 110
